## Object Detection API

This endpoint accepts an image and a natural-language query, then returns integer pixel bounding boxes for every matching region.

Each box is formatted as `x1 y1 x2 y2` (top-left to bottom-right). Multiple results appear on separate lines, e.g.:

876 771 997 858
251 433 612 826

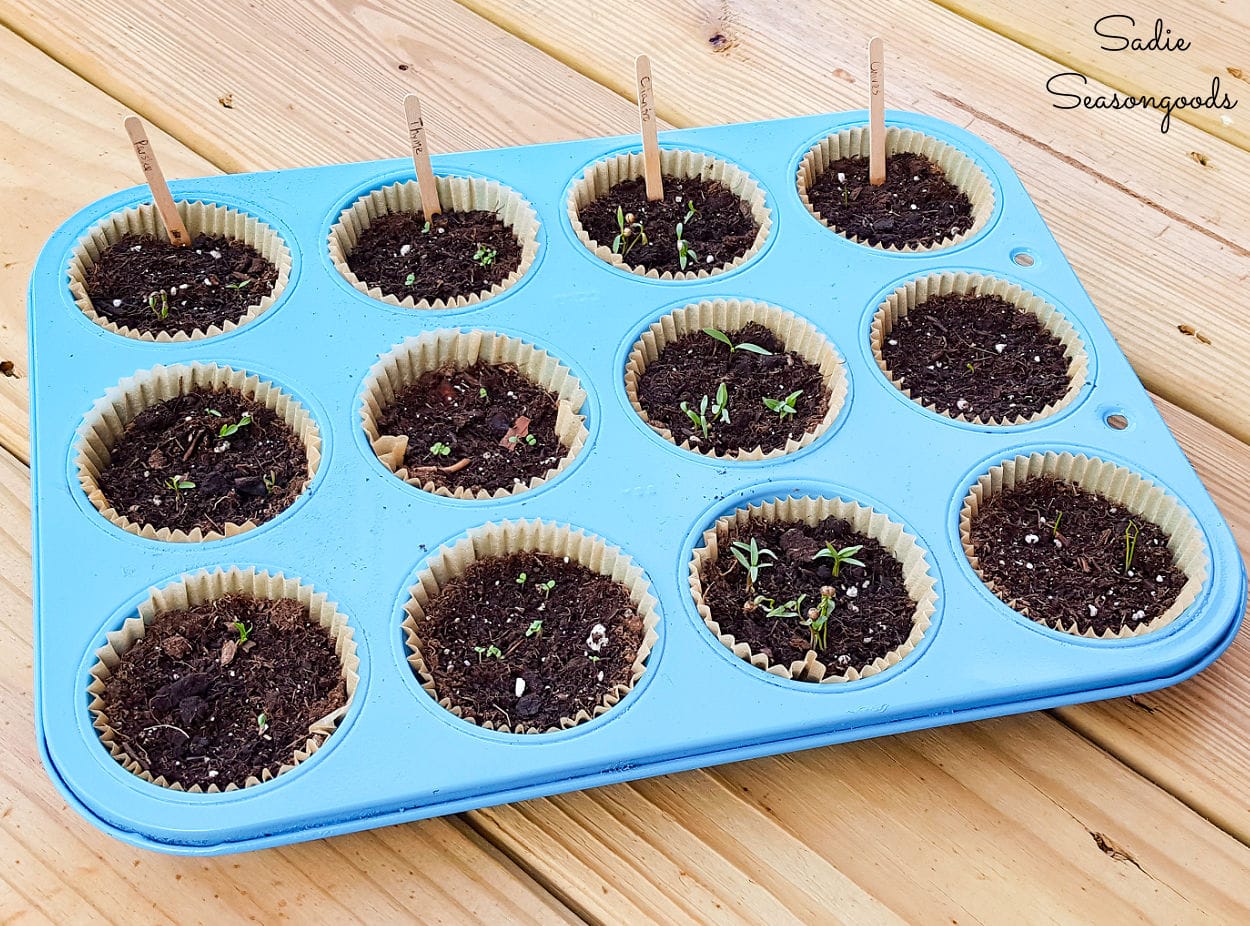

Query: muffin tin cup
328 177 540 309
871 271 1089 425
960 452 1208 638
797 125 995 251
87 566 360 792
67 200 292 341
400 519 661 733
624 298 847 461
75 362 322 542
568 148 771 280
360 329 589 499
689 495 937 683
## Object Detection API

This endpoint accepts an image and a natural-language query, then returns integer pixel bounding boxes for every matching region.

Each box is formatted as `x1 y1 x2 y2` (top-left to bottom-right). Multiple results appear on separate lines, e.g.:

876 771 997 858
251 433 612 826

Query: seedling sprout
675 221 697 270
681 383 730 439
762 390 803 420
233 621 252 645
217 413 252 439
472 244 498 267
701 327 772 355
147 291 170 320
1124 520 1140 573
429 441 452 457
164 475 195 496
539 579 556 598
731 538 776 592
525 619 544 637
257 712 269 735
815 543 865 577
612 206 648 258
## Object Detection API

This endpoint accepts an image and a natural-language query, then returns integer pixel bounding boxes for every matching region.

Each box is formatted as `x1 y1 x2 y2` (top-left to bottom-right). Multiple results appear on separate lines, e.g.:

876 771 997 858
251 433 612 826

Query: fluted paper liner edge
67 201 292 341
87 567 359 792
401 520 660 733
75 363 322 542
960 453 1208 638
871 272 1089 425
568 149 771 280
329 177 540 309
689 496 937 683
361 330 588 499
625 299 846 460
797 126 995 252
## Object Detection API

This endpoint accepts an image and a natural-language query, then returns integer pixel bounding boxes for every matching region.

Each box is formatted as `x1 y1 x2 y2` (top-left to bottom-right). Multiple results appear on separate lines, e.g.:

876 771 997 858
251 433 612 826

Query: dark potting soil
96 388 308 534
700 517 916 675
376 362 567 494
880 292 1072 421
968 476 1187 635
577 176 758 274
345 210 521 304
806 153 973 249
635 323 828 454
414 552 645 730
101 594 347 788
84 233 278 336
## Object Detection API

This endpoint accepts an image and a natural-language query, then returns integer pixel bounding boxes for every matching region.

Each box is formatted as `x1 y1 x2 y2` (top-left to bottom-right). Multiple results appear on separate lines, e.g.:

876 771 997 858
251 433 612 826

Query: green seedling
675 221 697 270
803 586 837 651
263 471 278 494
479 387 489 399
256 712 269 735
164 475 195 496
404 272 416 286
680 383 730 440
701 327 772 356
472 644 504 660
587 654 601 664
1052 511 1064 537
762 390 803 420
1124 520 1140 573
217 413 252 439
525 619 544 637
233 621 252 645
516 572 527 585
752 594 807 620
224 278 251 291
147 291 170 320
422 221 432 234
612 206 648 258
429 441 452 457
815 542 865 577
539 579 556 598
472 244 498 267
207 409 223 417
684 199 698 222
731 538 776 592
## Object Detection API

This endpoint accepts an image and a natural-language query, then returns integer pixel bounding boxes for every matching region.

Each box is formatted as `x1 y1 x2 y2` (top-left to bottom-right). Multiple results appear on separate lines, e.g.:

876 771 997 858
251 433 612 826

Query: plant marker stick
403 93 442 219
635 54 664 201
123 116 191 246
868 36 886 186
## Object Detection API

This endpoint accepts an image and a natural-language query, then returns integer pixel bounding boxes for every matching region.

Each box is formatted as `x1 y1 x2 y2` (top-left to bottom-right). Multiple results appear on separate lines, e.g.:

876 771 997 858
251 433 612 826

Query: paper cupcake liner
360 329 588 499
67 201 291 341
624 298 847 460
401 519 661 733
75 363 321 542
797 126 995 252
568 149 771 280
960 452 1208 638
689 496 937 683
870 272 1089 425
328 177 540 309
87 567 359 792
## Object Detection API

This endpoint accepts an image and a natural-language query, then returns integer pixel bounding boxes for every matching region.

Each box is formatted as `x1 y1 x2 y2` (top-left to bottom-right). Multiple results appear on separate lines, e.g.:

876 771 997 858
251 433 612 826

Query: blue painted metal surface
28 111 1245 854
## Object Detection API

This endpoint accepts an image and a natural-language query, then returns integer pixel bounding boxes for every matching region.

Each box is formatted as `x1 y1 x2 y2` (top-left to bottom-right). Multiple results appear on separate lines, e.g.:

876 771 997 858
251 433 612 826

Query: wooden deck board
935 0 1250 151
3 1 1250 921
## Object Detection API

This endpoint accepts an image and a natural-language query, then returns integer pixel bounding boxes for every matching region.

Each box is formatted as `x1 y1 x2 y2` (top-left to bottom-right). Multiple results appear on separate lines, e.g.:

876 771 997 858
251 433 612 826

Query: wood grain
934 0 1250 151
454 0 1250 447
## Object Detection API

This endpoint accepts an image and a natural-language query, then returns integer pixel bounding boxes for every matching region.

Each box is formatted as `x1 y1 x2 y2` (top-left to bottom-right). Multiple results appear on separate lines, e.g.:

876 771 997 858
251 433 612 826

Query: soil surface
413 552 645 730
84 233 278 336
700 517 917 675
96 388 308 534
968 476 1187 634
880 292 1072 421
376 362 568 494
101 594 348 788
635 323 828 454
806 153 973 249
345 210 521 304
577 176 758 274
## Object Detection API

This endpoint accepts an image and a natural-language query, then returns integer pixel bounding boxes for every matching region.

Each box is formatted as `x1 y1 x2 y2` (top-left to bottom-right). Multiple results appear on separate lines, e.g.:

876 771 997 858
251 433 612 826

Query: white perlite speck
112 298 123 307
1024 533 1040 544
586 623 608 652
1088 604 1099 617
515 678 526 698
209 249 222 260
399 244 411 256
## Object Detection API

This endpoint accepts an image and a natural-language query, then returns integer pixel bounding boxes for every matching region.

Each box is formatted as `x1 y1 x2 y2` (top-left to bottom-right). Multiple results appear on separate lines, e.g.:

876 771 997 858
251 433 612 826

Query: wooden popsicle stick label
123 116 191 246
635 55 664 201
868 37 886 186
403 94 442 219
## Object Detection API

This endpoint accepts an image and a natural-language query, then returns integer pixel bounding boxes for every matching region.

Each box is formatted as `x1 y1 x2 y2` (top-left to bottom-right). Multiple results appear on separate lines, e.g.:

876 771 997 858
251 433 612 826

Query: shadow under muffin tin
29 110 1245 855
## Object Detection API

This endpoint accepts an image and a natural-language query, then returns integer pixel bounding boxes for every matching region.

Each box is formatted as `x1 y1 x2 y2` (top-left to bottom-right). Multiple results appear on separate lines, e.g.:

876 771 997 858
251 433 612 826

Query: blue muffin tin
29 111 1246 854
